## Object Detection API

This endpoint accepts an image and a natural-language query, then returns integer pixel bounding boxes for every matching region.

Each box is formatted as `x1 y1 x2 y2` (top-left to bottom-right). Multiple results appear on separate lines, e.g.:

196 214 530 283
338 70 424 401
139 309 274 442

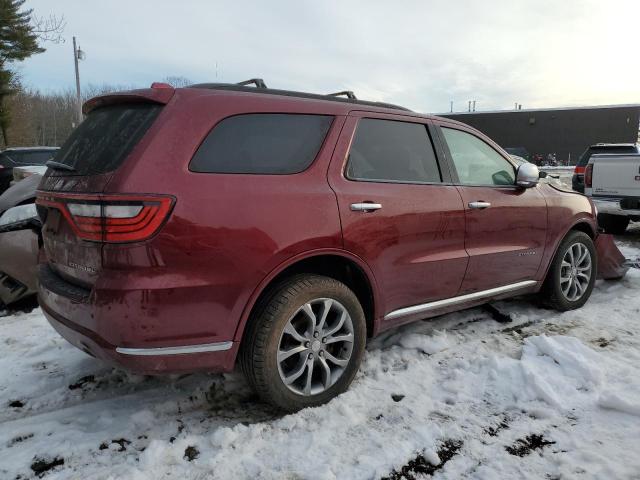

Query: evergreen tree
0 0 61 146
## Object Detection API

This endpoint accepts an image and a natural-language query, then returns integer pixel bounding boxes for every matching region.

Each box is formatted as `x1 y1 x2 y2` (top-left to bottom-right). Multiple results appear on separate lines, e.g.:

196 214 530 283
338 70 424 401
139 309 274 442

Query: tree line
1 76 192 148
2 83 127 147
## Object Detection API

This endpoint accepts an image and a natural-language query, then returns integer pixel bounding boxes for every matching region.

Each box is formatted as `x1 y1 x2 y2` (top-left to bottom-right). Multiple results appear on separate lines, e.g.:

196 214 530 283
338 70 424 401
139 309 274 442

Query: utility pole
450 100 453 113
73 37 85 125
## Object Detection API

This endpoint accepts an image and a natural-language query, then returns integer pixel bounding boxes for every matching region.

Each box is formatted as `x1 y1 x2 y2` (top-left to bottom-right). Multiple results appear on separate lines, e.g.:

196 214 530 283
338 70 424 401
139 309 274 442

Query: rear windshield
52 103 162 175
189 113 333 174
577 145 638 166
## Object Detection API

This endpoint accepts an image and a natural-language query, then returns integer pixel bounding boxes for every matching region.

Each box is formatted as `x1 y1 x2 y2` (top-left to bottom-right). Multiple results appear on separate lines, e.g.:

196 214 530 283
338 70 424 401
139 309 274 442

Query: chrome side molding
384 280 537 321
116 341 233 356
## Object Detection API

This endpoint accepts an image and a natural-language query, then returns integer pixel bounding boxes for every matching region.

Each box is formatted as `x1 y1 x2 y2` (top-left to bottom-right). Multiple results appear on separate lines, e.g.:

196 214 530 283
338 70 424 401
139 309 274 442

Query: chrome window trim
384 280 537 321
116 341 233 356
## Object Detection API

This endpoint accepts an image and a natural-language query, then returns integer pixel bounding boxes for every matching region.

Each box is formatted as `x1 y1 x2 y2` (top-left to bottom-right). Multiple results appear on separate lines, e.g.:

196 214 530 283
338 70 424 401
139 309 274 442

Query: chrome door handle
468 201 491 209
350 202 382 212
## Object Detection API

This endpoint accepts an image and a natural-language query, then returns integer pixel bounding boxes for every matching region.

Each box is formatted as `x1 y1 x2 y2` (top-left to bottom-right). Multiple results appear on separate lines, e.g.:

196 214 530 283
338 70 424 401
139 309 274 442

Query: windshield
577 145 638 166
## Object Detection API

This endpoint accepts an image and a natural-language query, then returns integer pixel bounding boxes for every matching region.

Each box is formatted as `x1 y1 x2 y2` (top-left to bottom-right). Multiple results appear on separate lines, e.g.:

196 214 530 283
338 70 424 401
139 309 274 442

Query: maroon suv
37 80 598 411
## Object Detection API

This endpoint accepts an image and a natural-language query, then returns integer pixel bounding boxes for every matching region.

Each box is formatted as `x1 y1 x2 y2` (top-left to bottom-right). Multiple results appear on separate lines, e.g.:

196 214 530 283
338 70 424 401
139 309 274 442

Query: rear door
328 112 468 324
38 100 165 288
436 123 547 293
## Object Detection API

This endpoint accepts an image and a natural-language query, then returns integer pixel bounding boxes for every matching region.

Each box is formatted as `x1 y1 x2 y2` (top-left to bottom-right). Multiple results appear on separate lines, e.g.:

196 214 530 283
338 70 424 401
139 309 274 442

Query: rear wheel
240 274 366 412
540 231 596 311
598 213 629 235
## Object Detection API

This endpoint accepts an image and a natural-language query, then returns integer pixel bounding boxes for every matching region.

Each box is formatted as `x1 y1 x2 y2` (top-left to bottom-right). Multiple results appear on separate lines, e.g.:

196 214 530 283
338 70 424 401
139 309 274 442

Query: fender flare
538 216 597 283
232 248 381 342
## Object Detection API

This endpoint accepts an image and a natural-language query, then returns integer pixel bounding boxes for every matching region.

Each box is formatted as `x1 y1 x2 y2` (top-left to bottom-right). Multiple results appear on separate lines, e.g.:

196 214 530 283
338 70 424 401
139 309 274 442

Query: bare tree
0 1 65 146
31 13 66 43
5 83 138 147
163 76 193 88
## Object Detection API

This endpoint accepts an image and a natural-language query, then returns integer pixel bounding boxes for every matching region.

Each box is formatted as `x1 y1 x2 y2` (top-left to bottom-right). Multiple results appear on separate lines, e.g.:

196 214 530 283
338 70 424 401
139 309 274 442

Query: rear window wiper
46 160 76 172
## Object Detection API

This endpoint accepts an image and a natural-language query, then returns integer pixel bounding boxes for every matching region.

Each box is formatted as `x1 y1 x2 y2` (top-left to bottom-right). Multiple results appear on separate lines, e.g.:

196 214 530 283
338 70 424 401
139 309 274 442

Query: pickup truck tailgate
591 154 640 196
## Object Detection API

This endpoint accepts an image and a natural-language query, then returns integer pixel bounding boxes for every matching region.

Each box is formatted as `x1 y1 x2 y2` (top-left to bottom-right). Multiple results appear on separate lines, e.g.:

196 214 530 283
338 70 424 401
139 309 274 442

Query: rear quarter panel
100 91 347 345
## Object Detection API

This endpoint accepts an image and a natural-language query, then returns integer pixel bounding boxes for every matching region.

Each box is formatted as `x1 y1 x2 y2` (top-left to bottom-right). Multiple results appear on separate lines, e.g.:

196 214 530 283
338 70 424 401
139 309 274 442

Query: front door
437 124 547 293
328 113 468 324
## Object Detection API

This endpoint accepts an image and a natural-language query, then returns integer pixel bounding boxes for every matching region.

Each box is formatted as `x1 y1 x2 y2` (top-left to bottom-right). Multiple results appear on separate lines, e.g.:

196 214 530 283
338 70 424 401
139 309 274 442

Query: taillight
574 166 585 175
584 164 593 188
35 192 174 243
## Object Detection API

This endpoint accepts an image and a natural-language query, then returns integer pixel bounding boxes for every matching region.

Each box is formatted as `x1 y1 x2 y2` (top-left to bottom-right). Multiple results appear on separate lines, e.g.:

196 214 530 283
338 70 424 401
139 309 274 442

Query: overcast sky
15 0 640 113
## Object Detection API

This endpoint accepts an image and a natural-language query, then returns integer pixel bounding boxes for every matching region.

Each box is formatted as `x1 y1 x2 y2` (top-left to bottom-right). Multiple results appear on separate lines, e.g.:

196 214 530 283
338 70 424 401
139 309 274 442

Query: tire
539 231 596 311
239 274 366 412
598 213 629 235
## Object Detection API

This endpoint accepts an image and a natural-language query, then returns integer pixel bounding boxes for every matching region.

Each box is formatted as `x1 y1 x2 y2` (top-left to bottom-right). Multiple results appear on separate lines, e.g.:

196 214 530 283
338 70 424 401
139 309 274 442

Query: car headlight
0 203 39 231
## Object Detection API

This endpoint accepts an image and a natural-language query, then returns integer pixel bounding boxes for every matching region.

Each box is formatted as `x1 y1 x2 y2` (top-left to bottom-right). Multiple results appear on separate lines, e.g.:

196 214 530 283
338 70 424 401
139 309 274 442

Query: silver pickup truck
585 153 640 233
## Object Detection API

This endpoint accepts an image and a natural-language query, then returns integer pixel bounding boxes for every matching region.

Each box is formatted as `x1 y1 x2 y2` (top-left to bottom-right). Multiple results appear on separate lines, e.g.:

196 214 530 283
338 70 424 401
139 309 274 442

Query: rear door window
190 114 333 174
53 103 162 175
345 118 441 183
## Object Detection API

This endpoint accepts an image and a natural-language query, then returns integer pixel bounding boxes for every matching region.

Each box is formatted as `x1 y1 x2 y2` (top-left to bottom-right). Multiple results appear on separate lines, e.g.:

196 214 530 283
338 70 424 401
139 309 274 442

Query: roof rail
187 80 411 112
327 90 357 100
236 78 267 89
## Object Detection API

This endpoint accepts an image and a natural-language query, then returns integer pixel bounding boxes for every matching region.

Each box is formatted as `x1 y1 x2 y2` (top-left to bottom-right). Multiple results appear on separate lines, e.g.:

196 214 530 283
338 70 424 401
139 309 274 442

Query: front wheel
240 274 366 412
539 231 596 311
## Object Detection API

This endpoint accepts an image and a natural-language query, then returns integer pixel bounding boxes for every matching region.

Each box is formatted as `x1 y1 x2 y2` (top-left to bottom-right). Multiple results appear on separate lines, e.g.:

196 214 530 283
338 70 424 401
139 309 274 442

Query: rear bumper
38 265 239 374
592 197 640 218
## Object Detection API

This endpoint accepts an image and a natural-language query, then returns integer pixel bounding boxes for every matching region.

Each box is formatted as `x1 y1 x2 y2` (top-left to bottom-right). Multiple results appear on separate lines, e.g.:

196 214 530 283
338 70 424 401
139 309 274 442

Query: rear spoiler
83 87 175 115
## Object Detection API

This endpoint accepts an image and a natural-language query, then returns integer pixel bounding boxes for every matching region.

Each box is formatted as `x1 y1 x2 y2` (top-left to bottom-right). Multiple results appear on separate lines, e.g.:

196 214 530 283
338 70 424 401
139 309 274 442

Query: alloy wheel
560 242 592 301
277 298 355 396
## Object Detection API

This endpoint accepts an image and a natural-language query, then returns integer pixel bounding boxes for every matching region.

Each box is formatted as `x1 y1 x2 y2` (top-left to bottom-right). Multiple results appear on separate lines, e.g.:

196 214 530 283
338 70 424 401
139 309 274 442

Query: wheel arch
539 217 597 283
233 249 380 345
569 220 596 239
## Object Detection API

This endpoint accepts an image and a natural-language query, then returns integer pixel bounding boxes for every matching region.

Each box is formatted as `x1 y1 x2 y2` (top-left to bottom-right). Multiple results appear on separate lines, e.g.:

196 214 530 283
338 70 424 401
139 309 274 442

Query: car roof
185 85 473 128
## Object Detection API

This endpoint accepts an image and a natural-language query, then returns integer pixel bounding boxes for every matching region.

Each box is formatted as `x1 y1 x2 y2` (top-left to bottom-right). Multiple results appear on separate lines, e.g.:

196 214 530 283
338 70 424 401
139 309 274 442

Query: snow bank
599 393 640 417
398 330 450 354
487 335 605 410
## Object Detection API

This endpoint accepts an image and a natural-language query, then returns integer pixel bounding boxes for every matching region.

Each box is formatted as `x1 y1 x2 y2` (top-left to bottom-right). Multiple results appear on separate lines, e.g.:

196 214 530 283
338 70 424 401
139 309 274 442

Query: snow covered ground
2 230 640 479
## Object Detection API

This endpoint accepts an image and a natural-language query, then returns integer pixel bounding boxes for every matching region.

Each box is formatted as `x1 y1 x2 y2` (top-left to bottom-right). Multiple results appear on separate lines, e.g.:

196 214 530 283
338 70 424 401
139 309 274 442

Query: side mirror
516 163 539 188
